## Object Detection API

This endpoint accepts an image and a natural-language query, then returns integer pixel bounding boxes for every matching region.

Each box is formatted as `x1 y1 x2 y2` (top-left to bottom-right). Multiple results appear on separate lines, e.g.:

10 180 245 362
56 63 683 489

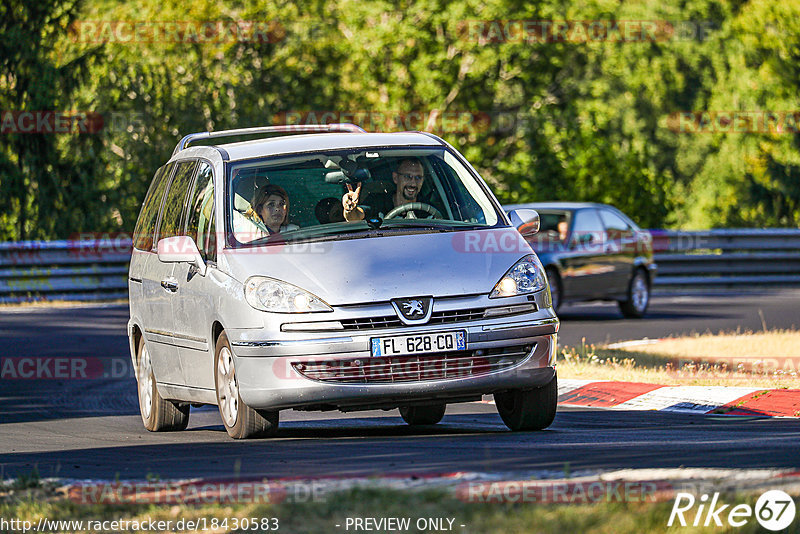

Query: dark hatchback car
503 202 657 318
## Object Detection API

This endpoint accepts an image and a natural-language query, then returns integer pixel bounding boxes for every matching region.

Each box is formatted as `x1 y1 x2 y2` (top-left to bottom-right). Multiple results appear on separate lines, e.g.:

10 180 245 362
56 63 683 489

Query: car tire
399 404 446 425
136 337 189 432
619 268 650 318
494 374 558 431
545 267 562 312
214 332 279 439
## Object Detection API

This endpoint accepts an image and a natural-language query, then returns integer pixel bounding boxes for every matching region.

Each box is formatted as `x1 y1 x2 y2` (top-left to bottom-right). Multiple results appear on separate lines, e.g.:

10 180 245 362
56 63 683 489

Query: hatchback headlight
244 276 332 313
490 254 547 298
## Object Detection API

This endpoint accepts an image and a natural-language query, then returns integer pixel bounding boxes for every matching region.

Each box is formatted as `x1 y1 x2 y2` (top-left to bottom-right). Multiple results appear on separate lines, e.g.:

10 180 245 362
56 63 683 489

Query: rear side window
132 164 173 251
570 209 604 246
537 211 571 243
157 160 198 242
185 162 216 262
599 209 634 241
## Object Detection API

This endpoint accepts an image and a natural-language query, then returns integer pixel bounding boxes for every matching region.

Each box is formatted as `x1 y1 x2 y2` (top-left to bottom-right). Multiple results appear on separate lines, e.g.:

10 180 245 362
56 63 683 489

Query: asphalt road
3 405 800 481
1 292 799 481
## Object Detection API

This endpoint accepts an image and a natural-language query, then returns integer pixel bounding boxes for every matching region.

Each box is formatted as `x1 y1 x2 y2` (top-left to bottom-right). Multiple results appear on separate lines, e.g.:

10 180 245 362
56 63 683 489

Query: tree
0 0 104 240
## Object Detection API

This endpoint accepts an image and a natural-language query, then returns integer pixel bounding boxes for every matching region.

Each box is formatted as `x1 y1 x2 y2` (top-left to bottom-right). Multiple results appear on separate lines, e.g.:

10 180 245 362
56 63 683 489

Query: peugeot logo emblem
392 297 432 324
401 300 425 317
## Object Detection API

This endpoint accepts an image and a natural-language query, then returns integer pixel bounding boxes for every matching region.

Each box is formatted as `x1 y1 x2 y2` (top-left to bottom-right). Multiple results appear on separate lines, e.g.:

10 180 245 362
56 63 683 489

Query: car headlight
244 276 332 313
490 254 547 298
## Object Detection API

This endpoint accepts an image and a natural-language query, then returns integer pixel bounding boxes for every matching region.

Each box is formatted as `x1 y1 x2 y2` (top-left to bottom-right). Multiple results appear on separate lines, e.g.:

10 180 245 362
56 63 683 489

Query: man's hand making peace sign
342 182 366 222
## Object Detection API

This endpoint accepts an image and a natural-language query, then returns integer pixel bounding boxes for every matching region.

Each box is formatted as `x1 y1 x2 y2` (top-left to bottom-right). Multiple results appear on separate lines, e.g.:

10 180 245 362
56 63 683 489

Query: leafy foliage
1 0 799 240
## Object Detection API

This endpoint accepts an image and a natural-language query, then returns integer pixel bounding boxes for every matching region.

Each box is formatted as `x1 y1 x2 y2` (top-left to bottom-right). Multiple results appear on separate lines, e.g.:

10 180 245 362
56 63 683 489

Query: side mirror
507 209 540 237
157 236 207 276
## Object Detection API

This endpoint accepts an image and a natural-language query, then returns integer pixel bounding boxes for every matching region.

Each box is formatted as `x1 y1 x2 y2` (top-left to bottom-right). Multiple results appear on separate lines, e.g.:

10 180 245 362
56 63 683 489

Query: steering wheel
384 202 443 219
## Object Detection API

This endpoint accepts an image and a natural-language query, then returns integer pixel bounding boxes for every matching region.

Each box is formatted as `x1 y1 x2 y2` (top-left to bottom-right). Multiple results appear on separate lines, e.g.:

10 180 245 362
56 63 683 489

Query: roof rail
172 123 367 156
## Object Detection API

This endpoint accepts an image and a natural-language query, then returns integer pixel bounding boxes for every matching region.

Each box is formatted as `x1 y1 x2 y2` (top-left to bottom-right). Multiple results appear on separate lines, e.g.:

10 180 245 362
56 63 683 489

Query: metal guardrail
0 239 131 303
1 229 799 302
650 229 800 293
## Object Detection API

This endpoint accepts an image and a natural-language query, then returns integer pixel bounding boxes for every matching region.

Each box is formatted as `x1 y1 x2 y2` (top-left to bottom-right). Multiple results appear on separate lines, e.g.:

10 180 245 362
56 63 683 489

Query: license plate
371 331 466 357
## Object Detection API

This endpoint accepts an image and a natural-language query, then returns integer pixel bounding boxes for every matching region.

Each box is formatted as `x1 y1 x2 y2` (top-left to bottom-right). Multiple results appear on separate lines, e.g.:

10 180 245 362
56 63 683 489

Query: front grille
292 345 533 384
288 303 537 333
339 307 487 331
430 307 486 324
340 316 403 330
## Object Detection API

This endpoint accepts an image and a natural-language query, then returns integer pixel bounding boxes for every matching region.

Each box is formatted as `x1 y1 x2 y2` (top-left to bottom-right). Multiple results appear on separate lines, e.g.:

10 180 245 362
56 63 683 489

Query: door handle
160 278 178 292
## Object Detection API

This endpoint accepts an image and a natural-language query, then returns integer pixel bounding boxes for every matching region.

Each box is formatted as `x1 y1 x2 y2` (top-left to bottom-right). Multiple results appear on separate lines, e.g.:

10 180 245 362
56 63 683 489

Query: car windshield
227 146 502 246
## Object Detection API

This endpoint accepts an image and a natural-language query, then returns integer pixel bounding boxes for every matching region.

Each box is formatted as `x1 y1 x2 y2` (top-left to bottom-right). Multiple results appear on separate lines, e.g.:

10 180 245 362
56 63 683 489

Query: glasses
396 173 424 181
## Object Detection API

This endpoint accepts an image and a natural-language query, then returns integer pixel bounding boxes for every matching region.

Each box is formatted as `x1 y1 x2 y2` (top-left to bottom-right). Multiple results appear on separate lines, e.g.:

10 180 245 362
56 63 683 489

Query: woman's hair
247 184 290 227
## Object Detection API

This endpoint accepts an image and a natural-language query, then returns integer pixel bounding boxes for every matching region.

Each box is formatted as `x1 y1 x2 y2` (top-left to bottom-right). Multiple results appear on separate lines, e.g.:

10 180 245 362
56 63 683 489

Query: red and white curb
556 379 800 417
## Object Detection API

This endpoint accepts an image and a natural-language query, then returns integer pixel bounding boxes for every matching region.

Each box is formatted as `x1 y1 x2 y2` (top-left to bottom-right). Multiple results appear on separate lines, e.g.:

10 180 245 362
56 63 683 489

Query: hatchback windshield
227 147 501 246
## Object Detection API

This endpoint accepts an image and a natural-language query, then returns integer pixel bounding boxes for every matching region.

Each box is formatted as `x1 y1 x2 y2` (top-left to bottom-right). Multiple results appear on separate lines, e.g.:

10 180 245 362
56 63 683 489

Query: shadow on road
2 411 800 481
0 378 139 425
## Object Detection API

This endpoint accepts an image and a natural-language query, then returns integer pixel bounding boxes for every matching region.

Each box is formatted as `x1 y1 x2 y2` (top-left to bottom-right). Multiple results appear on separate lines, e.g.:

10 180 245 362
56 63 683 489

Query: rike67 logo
668 490 796 531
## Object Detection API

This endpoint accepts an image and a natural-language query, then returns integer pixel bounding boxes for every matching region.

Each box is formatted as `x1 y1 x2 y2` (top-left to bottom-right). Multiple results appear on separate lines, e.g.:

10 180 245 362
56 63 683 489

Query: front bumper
231 316 558 411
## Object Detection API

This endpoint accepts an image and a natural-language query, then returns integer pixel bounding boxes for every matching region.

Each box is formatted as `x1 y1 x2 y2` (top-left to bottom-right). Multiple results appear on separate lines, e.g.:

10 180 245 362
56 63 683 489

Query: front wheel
618 268 650 318
399 404 446 425
215 332 279 439
494 374 557 431
136 337 189 432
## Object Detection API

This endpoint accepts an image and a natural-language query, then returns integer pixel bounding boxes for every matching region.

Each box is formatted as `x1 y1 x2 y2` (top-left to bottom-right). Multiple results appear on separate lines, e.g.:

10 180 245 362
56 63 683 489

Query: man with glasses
342 158 426 221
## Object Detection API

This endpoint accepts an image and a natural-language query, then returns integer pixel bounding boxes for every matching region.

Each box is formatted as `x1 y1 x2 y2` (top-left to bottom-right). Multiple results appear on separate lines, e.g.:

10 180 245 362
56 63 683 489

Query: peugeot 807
128 124 559 439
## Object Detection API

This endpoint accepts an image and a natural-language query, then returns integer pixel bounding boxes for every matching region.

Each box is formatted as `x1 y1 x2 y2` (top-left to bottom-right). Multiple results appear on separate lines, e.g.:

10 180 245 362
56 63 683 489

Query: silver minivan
128 124 559 439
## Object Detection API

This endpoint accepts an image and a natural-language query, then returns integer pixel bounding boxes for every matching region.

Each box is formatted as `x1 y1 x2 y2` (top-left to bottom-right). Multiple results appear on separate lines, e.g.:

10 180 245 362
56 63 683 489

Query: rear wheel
495 374 557 431
545 267 561 312
214 332 279 439
619 268 650 318
136 337 189 432
399 404 446 425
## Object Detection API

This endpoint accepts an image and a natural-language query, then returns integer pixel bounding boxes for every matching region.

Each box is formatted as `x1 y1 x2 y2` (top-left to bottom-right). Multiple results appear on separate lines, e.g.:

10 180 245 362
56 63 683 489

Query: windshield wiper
242 220 492 246
308 226 451 243
380 220 485 231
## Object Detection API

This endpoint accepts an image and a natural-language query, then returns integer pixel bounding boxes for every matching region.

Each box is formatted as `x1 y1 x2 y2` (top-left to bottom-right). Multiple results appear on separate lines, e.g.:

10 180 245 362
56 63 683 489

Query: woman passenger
236 184 298 242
